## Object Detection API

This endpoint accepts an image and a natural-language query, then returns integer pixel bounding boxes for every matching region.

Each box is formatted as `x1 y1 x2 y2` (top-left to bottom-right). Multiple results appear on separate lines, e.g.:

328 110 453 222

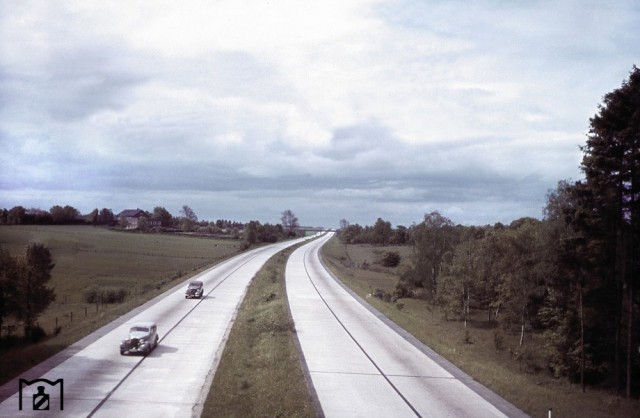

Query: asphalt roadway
0 235 313 417
286 232 529 418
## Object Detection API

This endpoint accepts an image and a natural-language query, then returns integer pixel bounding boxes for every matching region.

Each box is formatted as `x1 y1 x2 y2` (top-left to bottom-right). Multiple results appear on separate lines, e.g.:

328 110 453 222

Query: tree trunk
519 305 525 347
626 285 633 398
580 283 585 393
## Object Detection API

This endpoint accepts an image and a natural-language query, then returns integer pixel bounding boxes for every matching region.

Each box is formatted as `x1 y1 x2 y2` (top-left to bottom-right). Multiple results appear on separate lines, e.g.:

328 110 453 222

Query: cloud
1 0 638 227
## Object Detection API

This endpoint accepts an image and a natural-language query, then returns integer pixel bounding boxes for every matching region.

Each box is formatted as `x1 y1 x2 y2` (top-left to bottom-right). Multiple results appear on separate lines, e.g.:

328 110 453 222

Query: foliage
280 209 299 236
0 244 56 340
380 251 401 267
389 67 640 395
337 218 409 245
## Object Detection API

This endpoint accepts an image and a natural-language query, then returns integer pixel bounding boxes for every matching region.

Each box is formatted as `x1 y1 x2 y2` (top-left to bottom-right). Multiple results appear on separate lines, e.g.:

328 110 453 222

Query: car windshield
189 283 201 288
131 326 149 333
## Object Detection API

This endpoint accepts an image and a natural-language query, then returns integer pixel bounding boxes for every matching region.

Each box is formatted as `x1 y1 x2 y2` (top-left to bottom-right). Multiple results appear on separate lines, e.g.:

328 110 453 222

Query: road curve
286 232 529 418
0 236 313 417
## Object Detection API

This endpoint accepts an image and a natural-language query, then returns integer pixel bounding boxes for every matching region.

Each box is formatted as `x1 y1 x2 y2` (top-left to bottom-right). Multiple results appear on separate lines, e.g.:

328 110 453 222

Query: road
0 236 313 417
286 232 529 418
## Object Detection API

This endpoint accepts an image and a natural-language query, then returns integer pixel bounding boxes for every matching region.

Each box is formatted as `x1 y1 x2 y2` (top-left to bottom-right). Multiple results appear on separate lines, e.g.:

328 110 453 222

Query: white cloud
1 0 638 227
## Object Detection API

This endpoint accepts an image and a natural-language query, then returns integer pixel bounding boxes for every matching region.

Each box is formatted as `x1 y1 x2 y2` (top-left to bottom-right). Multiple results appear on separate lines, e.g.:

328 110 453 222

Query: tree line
338 66 639 397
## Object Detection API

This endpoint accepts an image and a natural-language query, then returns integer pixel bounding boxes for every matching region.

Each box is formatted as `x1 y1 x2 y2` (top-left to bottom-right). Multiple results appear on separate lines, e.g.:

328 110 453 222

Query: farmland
0 225 241 384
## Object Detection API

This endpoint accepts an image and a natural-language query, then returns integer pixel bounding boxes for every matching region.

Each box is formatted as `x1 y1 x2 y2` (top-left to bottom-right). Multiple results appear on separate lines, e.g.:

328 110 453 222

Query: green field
0 225 242 384
321 237 638 418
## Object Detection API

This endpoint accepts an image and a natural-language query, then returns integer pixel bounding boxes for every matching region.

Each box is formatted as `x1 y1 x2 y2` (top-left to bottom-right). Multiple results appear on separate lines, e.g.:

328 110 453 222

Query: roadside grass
0 225 241 385
202 247 316 418
321 237 638 418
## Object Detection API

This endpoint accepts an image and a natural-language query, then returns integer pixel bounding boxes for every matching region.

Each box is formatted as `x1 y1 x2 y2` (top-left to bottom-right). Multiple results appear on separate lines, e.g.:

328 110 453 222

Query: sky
1 0 638 228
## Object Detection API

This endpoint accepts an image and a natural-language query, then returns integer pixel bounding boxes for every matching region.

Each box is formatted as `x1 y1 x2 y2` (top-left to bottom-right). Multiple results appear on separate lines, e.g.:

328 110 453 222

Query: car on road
185 280 204 299
120 322 159 355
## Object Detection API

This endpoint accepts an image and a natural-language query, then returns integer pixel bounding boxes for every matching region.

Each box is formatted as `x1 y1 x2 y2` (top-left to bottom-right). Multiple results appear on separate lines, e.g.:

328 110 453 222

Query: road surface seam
301 244 423 418
87 247 274 417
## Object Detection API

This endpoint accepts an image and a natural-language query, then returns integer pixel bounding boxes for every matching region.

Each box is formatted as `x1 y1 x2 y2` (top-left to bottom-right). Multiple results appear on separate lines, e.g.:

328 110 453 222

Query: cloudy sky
1 1 638 228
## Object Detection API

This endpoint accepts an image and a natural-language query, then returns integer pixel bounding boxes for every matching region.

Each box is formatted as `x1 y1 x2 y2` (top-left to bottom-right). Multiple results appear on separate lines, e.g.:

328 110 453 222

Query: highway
286 232 529 418
0 236 312 417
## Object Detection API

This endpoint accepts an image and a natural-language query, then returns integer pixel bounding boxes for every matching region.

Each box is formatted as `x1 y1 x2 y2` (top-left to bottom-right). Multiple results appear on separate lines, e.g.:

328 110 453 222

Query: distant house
117 209 161 230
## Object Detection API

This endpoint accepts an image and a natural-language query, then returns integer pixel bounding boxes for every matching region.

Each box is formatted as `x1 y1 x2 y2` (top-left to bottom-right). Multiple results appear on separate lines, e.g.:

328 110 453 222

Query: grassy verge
0 225 242 385
202 246 316 418
321 237 638 418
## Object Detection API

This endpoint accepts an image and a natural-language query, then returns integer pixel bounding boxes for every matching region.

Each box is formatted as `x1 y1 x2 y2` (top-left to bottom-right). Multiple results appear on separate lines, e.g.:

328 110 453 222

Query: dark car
120 322 159 355
185 280 204 299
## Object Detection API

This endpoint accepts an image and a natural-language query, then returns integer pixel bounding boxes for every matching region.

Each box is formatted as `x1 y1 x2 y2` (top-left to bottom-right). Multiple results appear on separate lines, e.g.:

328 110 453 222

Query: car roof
131 321 156 328
189 281 203 285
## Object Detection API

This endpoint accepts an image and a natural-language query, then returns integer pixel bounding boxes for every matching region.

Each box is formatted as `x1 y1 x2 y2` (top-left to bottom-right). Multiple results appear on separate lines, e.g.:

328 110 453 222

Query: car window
131 326 149 332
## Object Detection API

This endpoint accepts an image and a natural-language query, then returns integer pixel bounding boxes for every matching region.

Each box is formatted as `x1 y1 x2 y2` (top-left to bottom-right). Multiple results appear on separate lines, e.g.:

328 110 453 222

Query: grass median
202 246 316 417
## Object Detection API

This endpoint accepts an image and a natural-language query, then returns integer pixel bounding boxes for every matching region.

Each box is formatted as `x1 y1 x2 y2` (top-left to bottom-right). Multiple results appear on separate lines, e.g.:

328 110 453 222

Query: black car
120 322 159 355
185 280 204 299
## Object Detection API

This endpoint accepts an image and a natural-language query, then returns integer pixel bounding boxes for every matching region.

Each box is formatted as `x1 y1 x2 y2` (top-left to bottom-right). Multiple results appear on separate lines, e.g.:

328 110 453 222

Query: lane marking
87 246 278 417
299 239 423 418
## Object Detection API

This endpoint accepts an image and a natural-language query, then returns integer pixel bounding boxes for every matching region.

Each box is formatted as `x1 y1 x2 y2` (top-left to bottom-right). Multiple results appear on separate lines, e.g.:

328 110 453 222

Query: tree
245 221 258 244
98 208 116 225
0 246 19 338
408 211 457 302
7 206 26 225
49 205 80 224
16 244 56 339
180 205 198 231
153 206 173 227
339 219 350 230
281 209 299 236
579 66 640 396
372 218 393 245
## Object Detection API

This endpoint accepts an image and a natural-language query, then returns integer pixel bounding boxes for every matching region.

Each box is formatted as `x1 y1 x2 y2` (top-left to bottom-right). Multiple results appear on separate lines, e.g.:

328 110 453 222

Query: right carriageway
285 232 529 418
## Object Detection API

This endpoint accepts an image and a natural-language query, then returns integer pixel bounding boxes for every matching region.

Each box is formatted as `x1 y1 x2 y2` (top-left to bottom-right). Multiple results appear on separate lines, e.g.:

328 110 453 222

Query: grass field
202 245 316 417
0 225 242 385
321 237 639 418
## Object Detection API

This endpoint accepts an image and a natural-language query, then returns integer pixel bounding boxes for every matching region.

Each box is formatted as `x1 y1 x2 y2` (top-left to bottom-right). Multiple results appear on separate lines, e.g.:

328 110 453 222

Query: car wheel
120 349 125 356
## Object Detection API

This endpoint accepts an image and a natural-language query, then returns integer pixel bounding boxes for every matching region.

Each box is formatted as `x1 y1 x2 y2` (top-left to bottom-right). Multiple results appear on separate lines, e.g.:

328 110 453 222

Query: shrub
83 287 127 304
381 251 401 267
29 325 47 343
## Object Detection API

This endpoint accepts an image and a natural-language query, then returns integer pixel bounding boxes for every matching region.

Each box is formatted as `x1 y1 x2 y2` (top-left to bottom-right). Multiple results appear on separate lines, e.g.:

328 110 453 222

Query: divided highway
286 232 529 418
0 236 313 417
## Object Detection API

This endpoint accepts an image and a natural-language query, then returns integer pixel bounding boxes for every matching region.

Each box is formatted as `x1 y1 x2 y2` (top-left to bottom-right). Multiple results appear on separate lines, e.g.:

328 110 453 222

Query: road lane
286 233 528 418
0 236 313 417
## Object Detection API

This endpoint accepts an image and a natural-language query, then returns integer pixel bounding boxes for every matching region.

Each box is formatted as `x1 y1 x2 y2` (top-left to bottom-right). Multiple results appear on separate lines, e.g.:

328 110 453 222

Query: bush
29 325 47 343
83 287 127 304
381 251 401 267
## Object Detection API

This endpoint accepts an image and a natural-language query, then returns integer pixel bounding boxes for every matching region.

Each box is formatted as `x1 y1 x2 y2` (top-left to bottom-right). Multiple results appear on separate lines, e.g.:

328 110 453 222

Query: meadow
321 237 638 418
0 225 241 384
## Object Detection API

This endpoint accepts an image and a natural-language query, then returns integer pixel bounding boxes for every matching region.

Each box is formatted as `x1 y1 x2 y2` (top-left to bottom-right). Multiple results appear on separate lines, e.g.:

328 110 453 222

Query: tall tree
281 209 299 236
580 66 640 396
153 206 173 227
17 244 56 339
372 218 393 245
409 211 457 302
180 205 198 231
0 247 19 338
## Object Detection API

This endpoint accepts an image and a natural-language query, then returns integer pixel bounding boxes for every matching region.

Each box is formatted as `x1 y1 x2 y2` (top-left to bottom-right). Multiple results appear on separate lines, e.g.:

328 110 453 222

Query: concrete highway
0 236 313 417
286 232 529 418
